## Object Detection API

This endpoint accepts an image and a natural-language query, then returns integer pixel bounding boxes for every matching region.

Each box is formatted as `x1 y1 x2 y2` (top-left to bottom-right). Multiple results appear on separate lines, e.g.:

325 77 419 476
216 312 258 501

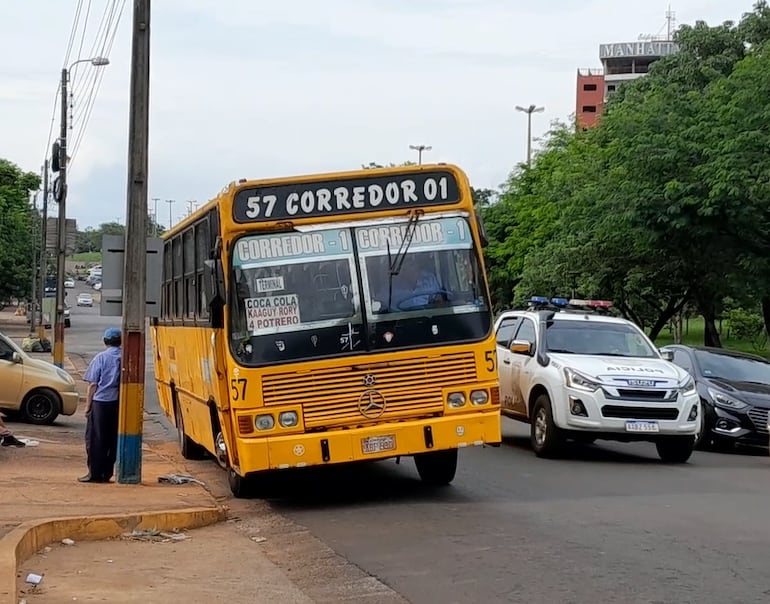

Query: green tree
0 158 40 301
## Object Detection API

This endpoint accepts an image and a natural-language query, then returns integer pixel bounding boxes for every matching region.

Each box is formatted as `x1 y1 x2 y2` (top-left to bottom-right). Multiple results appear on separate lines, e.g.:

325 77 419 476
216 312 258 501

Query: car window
0 338 14 361
672 349 694 374
495 317 520 347
514 318 537 345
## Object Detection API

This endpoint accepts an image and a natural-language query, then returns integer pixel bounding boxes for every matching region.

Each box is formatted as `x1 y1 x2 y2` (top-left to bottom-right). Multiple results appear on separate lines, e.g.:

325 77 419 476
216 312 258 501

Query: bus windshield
229 216 490 365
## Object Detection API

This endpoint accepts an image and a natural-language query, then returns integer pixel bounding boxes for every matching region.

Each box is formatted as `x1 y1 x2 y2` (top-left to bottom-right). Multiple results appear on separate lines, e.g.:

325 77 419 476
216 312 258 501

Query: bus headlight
447 392 466 408
255 414 275 431
279 411 299 428
470 390 488 405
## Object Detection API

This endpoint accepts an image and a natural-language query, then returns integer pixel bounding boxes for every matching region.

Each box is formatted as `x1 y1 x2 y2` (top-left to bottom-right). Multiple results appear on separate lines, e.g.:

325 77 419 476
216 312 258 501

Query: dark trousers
85 401 119 480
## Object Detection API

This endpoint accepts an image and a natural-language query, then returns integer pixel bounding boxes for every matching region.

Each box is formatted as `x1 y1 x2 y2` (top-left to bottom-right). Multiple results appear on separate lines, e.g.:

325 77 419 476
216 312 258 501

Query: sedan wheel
21 389 60 425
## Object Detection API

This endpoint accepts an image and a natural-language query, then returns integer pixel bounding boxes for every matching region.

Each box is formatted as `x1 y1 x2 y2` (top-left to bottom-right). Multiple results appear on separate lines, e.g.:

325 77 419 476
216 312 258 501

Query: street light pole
409 144 432 165
515 104 544 167
165 198 175 229
152 197 159 235
30 192 39 334
53 56 110 368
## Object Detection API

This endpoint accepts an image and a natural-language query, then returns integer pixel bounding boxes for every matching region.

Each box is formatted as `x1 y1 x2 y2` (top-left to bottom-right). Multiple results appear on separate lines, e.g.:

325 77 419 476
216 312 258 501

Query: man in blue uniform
79 327 122 483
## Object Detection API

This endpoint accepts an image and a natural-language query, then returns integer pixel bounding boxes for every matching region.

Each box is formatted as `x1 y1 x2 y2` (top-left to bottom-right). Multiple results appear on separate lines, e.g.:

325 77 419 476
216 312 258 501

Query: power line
69 0 127 169
74 0 93 63
63 0 85 68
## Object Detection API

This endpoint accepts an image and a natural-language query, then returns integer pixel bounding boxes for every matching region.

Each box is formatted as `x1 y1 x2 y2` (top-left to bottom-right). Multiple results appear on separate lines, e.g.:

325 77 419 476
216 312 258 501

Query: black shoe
1 434 25 447
78 474 110 483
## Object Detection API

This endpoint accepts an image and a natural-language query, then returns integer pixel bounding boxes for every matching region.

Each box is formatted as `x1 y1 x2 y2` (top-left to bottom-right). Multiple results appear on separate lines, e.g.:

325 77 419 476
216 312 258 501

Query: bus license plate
361 435 396 455
625 421 659 433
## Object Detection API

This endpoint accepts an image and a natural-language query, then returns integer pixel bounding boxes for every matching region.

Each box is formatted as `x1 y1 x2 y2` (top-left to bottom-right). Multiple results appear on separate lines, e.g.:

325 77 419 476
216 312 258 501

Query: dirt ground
17 521 312 604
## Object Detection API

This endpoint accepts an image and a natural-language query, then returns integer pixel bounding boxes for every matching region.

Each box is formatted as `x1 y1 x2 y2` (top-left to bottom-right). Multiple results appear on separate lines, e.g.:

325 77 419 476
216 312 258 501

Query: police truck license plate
625 421 659 433
361 435 396 454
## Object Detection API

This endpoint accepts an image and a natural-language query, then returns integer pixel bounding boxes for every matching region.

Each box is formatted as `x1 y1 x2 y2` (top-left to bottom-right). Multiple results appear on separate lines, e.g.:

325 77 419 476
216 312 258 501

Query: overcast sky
1 0 743 229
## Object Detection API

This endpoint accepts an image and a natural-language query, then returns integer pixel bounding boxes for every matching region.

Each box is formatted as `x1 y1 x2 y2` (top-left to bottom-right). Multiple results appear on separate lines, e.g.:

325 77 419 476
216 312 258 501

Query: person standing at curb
79 327 122 483
0 416 25 447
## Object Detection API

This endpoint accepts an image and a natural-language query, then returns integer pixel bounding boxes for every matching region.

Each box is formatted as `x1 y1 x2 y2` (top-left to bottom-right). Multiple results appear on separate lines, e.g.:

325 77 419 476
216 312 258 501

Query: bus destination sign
232 170 461 223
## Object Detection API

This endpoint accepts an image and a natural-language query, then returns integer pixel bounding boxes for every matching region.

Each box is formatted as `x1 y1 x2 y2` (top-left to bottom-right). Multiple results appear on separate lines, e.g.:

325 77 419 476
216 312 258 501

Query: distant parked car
92 281 102 291
64 278 75 288
76 293 93 307
662 345 770 450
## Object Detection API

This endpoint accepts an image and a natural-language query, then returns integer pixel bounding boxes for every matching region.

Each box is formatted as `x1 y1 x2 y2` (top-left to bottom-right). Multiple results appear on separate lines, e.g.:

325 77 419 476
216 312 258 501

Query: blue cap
103 327 121 340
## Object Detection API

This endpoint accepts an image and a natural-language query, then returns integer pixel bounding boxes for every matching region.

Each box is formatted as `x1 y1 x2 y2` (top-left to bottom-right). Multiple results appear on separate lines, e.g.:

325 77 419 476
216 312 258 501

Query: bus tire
228 468 254 498
174 401 205 460
414 448 458 486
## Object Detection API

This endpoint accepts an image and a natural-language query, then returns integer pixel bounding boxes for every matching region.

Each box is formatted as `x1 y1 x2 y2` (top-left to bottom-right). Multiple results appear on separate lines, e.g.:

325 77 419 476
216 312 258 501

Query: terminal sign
233 170 461 222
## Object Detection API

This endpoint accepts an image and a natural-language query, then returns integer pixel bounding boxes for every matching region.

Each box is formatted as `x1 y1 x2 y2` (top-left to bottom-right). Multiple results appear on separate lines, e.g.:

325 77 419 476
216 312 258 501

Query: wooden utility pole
116 0 151 484
53 67 68 368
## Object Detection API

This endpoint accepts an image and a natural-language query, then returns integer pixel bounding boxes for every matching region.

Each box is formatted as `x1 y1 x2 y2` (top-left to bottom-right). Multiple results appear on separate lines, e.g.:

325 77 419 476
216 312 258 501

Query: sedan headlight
679 376 696 396
707 388 747 410
563 368 600 392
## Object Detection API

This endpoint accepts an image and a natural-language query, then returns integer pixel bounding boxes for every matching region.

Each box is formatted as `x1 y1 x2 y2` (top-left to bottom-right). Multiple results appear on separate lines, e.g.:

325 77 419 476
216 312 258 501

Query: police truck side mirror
660 349 674 362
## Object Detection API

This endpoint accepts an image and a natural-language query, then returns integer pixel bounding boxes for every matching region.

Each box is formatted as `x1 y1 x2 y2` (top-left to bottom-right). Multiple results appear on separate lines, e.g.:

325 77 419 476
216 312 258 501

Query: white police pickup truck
494 297 700 462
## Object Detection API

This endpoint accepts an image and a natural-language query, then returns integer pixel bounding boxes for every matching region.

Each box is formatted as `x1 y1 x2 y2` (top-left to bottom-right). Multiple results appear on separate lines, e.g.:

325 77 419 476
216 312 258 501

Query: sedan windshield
694 350 770 384
229 216 491 365
545 320 658 358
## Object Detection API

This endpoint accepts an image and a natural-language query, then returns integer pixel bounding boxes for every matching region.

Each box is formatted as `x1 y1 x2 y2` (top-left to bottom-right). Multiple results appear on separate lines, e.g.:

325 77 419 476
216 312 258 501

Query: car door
0 336 23 407
509 317 538 417
495 316 521 412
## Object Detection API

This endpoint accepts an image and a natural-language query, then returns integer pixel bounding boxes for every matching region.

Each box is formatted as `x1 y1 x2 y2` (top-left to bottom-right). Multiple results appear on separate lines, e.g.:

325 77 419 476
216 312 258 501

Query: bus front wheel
414 448 458 486
227 468 254 498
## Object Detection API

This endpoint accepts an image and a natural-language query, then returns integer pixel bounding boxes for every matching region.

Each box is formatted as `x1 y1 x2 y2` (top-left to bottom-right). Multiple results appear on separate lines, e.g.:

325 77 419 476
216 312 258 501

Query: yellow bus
150 163 501 496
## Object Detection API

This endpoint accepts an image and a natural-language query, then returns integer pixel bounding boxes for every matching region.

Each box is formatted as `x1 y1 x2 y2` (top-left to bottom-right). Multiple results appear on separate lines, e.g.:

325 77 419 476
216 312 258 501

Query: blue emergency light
551 298 569 307
530 296 549 304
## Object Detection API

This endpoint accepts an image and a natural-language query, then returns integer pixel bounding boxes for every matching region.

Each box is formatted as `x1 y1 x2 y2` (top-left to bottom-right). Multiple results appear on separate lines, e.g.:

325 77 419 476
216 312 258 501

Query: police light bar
568 298 613 309
551 298 569 307
530 296 549 304
568 299 589 306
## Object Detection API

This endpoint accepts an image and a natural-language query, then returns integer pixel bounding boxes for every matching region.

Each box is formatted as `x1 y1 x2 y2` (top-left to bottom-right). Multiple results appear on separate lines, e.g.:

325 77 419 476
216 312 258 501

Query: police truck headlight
470 390 488 406
679 376 697 397
563 368 600 393
279 411 299 428
447 392 466 408
255 415 275 430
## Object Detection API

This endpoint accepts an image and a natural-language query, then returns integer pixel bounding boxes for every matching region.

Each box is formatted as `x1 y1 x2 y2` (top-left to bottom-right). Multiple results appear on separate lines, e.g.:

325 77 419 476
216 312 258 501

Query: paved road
62 288 770 602
225 419 769 604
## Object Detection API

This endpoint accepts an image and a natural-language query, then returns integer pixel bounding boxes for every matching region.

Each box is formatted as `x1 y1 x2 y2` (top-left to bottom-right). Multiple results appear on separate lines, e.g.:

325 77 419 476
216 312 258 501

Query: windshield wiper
386 210 423 311
547 348 576 354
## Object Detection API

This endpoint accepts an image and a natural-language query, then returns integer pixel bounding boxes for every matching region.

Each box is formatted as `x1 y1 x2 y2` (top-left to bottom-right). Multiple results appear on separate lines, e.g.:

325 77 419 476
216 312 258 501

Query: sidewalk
0 310 314 604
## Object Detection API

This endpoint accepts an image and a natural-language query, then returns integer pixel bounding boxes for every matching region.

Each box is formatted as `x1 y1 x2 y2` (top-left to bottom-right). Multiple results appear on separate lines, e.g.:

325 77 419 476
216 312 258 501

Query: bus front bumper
235 411 501 474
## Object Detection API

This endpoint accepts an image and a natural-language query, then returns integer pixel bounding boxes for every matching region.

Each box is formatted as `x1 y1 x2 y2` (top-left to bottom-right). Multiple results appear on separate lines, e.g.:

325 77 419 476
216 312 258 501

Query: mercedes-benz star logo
362 374 377 387
358 389 387 419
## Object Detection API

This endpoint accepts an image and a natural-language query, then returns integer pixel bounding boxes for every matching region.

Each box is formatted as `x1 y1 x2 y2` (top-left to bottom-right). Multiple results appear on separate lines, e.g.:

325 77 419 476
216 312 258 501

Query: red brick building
576 39 678 129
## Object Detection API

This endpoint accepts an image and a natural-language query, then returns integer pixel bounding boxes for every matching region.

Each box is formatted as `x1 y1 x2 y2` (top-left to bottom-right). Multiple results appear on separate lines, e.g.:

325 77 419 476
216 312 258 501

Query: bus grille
261 352 478 429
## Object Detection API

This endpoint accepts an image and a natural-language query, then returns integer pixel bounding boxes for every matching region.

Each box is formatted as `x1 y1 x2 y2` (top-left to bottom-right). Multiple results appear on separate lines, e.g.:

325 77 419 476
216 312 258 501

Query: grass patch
68 252 101 264
651 316 769 357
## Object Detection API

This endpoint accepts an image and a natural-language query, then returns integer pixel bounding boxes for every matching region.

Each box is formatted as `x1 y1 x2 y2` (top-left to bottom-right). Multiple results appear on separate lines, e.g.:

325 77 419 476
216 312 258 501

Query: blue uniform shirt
84 346 122 402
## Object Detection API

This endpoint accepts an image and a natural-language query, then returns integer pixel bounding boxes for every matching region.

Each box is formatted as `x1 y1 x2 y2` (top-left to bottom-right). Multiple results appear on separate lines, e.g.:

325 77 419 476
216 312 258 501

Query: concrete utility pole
409 144 432 165
116 0 151 484
165 198 175 229
38 160 49 341
53 67 69 368
515 104 544 167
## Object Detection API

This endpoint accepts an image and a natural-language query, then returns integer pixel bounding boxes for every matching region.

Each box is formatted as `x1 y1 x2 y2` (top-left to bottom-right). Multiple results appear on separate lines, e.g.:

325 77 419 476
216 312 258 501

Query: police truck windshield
230 216 490 365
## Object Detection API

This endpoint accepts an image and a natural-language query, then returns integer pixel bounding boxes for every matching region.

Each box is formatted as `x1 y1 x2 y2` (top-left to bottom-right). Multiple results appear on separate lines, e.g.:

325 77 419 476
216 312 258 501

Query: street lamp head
515 105 527 113
91 57 110 66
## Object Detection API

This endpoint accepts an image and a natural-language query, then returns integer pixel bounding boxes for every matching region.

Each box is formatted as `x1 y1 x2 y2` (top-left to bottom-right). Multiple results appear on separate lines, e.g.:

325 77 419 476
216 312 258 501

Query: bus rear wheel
175 402 205 460
414 448 458 486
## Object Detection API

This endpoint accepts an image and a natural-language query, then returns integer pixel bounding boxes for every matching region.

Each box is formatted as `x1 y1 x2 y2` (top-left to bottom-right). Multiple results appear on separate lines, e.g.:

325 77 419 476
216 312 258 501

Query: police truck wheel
530 394 563 458
414 448 458 486
175 403 205 460
655 436 694 463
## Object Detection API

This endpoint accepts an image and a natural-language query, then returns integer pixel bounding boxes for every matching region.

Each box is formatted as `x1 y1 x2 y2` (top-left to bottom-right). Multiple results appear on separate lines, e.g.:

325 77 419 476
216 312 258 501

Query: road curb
0 505 227 603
